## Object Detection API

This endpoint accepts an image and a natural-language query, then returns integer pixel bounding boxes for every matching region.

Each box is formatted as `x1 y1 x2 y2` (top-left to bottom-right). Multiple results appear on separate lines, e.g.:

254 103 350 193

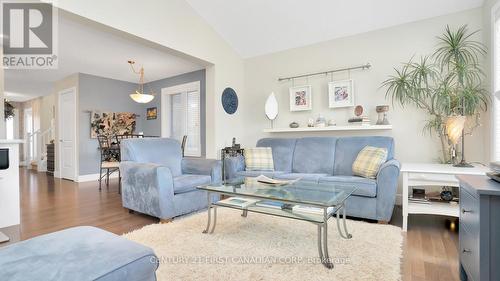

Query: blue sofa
120 138 222 220
225 137 400 222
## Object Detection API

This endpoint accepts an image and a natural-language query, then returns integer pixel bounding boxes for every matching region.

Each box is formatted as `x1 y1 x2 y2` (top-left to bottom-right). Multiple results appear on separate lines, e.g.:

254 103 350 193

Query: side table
401 163 489 231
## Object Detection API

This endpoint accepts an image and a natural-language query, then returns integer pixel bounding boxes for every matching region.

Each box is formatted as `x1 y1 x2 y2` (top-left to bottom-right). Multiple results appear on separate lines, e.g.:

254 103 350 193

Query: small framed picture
329 80 354 108
146 107 157 120
289 85 312 111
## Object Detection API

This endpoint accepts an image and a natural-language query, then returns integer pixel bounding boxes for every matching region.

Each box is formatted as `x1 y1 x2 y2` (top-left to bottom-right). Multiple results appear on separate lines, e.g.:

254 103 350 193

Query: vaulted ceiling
186 0 484 58
5 13 204 102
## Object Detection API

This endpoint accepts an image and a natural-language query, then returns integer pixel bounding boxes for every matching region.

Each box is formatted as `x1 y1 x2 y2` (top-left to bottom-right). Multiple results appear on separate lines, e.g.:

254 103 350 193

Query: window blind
170 90 201 157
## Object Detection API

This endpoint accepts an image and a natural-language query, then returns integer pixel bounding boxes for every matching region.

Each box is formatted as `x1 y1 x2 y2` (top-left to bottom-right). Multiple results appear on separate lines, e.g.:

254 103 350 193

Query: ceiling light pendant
130 91 154 104
128 60 155 103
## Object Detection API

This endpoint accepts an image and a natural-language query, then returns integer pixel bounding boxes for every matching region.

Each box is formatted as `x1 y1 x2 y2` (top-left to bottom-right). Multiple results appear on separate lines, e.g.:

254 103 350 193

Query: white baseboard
77 173 119 182
54 170 61 178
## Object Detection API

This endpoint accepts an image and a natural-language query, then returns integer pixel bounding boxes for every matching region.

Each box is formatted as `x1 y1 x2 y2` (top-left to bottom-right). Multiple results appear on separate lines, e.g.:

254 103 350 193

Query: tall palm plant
382 25 489 163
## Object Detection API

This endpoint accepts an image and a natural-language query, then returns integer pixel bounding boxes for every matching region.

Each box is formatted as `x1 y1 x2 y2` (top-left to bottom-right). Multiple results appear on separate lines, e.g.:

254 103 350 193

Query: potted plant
4 100 15 120
382 25 489 164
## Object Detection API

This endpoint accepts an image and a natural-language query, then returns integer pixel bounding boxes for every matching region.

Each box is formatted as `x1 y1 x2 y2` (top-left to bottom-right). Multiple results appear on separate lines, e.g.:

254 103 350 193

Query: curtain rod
277 63 371 82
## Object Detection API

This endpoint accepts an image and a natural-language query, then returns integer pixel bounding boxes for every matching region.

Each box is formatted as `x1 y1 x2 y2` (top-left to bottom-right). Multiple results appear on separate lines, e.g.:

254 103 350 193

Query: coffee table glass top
198 177 356 208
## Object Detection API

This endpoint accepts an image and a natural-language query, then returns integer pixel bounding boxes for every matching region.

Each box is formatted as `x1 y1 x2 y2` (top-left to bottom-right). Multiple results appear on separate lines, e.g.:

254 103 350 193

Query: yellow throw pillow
244 147 274 171
352 146 388 179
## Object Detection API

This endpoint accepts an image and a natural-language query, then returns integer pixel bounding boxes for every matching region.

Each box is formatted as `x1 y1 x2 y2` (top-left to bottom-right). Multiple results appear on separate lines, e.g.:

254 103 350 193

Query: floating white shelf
263 125 392 133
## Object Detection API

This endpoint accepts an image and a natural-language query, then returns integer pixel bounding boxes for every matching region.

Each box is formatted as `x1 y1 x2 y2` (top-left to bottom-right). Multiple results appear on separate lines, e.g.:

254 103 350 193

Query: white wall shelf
263 125 392 133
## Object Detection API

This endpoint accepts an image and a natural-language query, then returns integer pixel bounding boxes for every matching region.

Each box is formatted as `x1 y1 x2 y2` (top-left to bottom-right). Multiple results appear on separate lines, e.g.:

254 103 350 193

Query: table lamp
446 115 472 167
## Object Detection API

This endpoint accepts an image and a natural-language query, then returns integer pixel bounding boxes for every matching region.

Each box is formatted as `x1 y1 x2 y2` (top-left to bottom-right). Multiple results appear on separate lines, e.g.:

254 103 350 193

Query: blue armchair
120 138 221 220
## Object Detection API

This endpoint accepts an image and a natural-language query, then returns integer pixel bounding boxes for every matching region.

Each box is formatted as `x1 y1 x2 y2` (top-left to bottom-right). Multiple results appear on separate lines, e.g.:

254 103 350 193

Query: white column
0 141 21 228
0 45 5 139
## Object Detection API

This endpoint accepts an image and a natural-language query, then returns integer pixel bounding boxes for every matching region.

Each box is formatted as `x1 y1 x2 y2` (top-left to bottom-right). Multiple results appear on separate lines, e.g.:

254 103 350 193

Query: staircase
24 126 54 171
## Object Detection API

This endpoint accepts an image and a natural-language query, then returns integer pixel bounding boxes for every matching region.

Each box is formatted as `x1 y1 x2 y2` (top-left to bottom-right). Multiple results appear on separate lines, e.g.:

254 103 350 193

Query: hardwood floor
1 168 157 245
1 168 459 280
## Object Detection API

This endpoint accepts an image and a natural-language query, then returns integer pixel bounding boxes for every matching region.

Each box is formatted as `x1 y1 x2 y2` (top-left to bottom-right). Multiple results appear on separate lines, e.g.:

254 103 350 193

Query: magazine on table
255 175 300 185
292 205 334 215
255 200 285 209
218 197 259 208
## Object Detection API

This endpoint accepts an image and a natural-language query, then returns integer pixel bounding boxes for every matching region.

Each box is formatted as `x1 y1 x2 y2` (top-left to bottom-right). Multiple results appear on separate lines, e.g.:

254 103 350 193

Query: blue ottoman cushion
0 226 158 281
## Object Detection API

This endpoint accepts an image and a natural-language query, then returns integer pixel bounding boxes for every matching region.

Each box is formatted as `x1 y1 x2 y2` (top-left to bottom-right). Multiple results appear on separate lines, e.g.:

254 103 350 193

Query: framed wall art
328 79 354 108
90 112 136 138
289 85 312 111
146 107 157 120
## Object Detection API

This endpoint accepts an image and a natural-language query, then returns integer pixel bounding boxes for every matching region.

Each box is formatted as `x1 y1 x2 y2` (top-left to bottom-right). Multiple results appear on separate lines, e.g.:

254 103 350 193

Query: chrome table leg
336 203 352 239
317 208 334 269
241 209 248 217
203 192 212 234
210 206 217 233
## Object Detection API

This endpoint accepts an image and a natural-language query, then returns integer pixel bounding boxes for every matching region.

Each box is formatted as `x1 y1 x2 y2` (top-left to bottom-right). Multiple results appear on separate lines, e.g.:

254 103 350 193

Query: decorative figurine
265 92 279 128
376 105 390 125
307 118 315 127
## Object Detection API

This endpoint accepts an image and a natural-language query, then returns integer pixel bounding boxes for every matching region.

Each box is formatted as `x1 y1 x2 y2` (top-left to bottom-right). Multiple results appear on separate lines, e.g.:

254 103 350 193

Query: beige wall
54 0 245 158
242 8 486 165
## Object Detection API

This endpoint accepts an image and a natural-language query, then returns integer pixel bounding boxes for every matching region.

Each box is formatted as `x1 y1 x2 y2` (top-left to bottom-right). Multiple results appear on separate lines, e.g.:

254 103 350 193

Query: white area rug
124 208 402 281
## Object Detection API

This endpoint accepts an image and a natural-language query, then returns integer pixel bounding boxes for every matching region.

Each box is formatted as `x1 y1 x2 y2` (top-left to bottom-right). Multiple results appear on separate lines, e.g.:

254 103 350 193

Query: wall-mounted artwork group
289 79 354 111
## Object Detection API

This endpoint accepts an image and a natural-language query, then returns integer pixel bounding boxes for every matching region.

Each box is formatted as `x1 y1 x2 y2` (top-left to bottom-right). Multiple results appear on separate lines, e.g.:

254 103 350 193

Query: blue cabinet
457 175 500 281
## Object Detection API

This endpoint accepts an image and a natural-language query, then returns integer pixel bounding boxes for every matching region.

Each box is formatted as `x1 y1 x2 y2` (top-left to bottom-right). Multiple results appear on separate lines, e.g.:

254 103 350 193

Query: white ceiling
186 0 484 58
5 14 204 102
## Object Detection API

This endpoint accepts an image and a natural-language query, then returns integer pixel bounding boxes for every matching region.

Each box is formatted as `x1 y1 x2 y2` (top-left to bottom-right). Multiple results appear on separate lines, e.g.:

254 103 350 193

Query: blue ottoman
0 226 158 281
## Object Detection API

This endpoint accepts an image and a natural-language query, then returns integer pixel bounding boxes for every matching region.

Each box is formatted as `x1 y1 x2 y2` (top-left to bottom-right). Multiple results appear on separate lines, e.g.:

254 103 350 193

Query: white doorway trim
22 107 33 166
57 87 78 181
160 81 201 138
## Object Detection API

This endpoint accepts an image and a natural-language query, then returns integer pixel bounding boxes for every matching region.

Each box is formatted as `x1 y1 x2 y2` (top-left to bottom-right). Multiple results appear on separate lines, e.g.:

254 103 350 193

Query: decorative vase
440 188 454 202
315 115 326 127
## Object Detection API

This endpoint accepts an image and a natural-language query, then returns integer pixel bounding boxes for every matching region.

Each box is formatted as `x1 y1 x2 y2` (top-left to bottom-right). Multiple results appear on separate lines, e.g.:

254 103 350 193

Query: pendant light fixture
128 60 155 103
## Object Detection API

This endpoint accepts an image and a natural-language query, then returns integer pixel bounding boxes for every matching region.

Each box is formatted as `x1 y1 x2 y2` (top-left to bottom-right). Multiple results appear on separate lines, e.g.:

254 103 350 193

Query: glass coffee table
197 178 357 268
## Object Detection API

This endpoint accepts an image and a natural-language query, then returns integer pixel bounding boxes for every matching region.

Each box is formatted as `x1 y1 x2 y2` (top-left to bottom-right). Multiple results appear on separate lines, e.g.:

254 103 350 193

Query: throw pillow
352 146 388 179
244 147 274 171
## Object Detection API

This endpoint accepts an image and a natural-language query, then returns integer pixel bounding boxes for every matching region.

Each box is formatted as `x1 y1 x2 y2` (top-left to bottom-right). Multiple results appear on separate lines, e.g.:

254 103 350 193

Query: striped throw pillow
244 147 274 171
352 146 388 179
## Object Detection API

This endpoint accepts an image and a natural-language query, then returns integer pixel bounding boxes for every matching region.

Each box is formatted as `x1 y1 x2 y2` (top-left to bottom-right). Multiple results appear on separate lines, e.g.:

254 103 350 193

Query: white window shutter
170 90 201 157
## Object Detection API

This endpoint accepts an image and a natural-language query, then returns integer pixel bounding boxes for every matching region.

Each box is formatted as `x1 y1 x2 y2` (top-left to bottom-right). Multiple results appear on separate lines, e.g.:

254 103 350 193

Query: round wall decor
221 87 238 114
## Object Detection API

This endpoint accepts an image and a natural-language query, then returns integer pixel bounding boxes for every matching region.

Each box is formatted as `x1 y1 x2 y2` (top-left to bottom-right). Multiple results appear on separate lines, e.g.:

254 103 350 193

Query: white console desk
401 163 489 231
